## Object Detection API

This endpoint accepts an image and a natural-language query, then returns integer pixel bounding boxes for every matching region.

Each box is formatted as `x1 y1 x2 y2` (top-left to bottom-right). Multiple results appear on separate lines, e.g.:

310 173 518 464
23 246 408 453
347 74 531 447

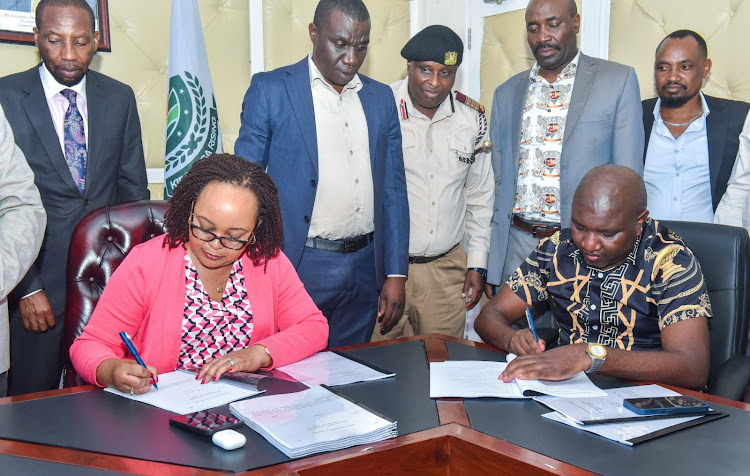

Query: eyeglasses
189 212 251 250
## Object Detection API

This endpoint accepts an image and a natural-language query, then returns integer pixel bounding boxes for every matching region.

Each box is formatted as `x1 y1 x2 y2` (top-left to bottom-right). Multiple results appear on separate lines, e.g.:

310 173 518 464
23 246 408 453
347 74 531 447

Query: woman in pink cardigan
70 154 328 394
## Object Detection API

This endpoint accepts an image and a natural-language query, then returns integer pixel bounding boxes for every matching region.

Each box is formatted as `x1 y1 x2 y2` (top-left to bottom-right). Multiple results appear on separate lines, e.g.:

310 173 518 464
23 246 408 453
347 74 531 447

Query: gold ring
227 358 235 367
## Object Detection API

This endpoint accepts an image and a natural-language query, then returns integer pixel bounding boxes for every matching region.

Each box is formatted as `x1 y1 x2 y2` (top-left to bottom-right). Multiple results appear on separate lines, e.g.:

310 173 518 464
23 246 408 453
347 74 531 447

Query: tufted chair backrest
62 200 169 387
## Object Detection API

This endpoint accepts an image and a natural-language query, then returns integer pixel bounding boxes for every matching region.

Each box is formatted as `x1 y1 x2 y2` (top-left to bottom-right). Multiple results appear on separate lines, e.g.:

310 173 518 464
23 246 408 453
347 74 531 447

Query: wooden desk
0 334 747 475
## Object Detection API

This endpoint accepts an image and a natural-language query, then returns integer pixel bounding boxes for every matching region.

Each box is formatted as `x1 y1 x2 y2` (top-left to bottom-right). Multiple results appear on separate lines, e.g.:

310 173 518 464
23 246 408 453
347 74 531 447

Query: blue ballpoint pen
119 331 158 389
524 307 539 342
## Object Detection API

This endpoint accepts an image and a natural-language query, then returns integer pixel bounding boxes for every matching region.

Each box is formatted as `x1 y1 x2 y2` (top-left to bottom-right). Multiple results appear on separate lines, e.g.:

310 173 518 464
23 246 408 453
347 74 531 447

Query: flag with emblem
164 0 222 198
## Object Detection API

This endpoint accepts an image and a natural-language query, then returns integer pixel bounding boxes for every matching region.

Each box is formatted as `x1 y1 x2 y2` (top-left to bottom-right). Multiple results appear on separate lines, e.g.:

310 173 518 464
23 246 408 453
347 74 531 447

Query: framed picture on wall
0 0 111 51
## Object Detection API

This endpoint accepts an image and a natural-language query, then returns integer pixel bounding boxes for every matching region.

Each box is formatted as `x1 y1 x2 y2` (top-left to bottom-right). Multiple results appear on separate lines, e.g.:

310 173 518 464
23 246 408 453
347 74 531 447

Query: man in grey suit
0 0 149 395
485 0 644 326
0 104 46 397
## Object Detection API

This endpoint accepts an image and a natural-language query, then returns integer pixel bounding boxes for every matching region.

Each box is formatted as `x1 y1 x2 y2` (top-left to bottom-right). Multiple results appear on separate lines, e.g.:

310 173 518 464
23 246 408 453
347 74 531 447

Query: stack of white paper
537 385 714 446
429 361 608 399
533 384 685 424
277 351 395 387
230 385 397 458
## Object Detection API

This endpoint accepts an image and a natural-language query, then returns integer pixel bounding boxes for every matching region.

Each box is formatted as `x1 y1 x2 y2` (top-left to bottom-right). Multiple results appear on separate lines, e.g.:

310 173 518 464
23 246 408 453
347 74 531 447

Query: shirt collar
529 50 581 84
652 91 711 129
397 78 454 122
307 53 362 94
38 63 87 102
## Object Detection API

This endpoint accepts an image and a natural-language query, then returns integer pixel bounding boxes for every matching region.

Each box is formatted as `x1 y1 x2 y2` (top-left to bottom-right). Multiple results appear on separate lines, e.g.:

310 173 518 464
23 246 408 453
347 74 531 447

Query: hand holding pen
504 307 546 356
119 331 158 392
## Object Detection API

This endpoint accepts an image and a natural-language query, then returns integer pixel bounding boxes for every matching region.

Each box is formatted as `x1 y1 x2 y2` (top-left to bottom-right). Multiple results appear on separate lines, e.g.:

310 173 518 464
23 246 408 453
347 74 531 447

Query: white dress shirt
307 55 373 240
644 93 713 222
714 109 750 232
391 79 494 269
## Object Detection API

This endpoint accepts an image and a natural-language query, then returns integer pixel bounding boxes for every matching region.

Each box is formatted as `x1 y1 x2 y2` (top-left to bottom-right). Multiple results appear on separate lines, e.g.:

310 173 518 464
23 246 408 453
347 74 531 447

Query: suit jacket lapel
705 96 728 197
357 76 377 172
511 75 528 171
21 68 80 195
84 71 104 195
642 98 656 160
564 53 595 146
285 59 318 175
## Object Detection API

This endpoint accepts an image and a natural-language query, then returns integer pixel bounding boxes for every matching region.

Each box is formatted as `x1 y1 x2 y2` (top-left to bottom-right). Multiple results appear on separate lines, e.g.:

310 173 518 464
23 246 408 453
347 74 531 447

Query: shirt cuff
466 250 489 270
21 289 43 300
386 274 407 278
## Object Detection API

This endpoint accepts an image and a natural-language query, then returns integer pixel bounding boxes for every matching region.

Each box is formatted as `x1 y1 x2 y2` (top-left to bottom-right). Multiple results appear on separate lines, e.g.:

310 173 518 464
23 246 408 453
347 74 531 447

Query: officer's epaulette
454 91 485 114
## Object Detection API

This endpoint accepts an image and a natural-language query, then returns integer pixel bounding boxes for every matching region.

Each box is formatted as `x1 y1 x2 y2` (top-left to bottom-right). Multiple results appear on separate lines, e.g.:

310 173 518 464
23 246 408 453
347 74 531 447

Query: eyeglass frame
188 203 256 250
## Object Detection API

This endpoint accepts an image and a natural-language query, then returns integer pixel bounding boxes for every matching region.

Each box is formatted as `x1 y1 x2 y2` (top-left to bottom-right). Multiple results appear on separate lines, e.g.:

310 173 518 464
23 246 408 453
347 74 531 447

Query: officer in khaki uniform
372 25 494 340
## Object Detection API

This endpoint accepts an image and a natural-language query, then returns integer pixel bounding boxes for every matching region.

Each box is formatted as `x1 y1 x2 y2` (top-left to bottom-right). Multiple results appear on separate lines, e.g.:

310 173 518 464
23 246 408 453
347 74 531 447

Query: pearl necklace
189 251 227 293
661 105 703 127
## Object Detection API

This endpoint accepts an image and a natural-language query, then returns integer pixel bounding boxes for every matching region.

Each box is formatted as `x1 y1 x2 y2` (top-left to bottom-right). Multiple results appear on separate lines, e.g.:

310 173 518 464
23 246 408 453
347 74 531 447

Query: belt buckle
531 224 549 238
342 240 357 253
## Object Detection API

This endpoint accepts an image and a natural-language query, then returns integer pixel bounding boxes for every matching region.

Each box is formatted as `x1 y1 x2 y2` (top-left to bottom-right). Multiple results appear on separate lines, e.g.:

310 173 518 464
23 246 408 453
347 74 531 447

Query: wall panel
609 0 750 102
0 0 250 199
262 0 410 85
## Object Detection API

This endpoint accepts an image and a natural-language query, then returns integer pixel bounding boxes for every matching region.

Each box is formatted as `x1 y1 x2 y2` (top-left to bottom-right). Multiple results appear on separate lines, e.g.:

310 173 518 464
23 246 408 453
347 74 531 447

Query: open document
104 370 264 414
429 360 607 399
277 351 395 387
230 385 397 458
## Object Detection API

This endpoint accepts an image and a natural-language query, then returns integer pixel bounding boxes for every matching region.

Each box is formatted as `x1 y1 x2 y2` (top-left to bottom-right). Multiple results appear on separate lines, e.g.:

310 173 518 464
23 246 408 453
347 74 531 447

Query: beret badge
444 51 458 66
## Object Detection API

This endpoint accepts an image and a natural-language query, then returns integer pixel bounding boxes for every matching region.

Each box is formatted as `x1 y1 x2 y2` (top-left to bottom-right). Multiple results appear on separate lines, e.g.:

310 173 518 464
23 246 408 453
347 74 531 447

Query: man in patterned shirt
475 165 711 390
485 0 644 331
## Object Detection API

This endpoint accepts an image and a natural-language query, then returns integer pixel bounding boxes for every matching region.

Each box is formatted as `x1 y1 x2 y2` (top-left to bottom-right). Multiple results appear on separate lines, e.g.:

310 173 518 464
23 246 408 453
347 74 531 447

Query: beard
658 82 698 109
660 95 693 108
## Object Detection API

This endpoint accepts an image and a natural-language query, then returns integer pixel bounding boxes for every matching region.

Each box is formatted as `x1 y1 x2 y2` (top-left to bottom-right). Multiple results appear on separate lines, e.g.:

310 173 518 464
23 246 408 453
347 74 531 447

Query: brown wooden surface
0 439 223 476
0 334 746 475
243 424 595 476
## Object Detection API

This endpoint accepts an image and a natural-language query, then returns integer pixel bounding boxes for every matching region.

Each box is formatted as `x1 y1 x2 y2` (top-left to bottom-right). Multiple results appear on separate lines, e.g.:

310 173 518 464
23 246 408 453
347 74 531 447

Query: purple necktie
61 89 87 194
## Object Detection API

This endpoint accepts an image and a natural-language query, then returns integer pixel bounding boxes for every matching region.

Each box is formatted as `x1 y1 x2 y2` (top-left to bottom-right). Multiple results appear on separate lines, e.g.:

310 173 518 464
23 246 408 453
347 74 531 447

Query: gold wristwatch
586 343 607 374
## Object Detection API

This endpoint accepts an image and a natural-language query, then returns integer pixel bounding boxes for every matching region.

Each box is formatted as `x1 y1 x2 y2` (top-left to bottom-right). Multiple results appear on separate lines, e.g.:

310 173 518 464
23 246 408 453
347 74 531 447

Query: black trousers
8 310 64 395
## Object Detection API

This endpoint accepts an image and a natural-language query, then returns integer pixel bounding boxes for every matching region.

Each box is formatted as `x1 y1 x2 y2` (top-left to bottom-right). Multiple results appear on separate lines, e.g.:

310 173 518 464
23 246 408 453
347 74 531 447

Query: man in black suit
642 29 750 224
0 0 149 395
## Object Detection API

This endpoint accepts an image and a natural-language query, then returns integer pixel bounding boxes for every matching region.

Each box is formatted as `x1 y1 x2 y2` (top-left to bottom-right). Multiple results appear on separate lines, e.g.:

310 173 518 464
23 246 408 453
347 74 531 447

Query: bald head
573 165 646 220
570 165 648 270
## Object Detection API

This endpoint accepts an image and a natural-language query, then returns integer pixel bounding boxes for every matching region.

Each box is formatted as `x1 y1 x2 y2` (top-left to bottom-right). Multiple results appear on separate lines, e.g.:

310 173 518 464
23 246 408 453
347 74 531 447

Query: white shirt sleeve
714 110 750 231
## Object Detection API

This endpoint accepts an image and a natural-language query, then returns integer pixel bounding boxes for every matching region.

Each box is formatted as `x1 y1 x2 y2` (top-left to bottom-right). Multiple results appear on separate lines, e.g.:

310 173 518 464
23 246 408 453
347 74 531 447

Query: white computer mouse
212 429 247 450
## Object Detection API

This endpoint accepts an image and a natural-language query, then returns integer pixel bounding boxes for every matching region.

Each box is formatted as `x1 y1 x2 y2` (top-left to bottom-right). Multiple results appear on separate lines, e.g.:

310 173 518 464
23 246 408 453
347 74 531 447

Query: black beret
400 25 463 67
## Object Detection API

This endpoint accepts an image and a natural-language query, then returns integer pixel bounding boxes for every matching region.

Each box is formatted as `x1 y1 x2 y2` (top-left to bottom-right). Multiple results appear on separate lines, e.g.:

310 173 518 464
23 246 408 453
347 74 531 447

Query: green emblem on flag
164 71 220 198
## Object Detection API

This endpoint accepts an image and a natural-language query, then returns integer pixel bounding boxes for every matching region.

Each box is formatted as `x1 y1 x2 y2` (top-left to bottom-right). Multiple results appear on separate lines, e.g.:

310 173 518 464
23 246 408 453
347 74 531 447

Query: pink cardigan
70 236 328 385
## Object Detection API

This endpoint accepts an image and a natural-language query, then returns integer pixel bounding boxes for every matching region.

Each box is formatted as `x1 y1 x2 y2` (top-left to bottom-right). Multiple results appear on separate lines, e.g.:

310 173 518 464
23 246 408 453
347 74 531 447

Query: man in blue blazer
235 0 409 347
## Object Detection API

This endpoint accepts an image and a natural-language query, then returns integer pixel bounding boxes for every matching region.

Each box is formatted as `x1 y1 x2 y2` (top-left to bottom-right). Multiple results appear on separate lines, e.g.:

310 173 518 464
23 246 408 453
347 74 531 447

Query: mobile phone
623 396 710 415
169 410 243 436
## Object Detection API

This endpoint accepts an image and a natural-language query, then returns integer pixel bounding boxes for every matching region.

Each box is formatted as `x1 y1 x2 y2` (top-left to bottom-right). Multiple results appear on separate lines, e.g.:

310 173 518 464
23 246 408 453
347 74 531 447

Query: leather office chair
62 200 169 387
661 220 750 401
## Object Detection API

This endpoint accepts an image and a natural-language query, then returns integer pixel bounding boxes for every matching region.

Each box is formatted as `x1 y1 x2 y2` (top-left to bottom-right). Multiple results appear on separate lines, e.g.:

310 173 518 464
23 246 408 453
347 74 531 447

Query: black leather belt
408 244 457 264
512 215 561 239
304 232 374 253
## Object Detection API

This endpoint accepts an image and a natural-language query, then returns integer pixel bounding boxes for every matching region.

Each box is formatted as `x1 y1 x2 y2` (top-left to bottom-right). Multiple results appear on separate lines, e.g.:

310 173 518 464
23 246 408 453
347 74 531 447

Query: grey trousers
503 225 557 330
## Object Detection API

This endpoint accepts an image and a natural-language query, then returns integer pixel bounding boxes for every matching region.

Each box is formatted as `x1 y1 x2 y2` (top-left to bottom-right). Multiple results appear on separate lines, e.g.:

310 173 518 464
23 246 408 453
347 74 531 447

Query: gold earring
249 234 257 245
